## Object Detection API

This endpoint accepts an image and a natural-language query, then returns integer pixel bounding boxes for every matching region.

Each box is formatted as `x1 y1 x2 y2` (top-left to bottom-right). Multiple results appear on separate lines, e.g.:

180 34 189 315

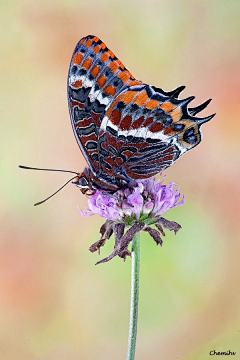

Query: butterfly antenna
19 165 79 176
34 175 78 206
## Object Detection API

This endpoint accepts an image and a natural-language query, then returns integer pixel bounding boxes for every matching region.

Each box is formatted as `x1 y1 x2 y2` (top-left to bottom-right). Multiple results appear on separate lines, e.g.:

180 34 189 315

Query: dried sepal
95 222 144 265
113 223 125 245
118 248 132 261
156 217 181 234
100 219 115 238
155 223 165 237
144 226 163 246
89 219 114 254
89 215 182 264
113 223 130 260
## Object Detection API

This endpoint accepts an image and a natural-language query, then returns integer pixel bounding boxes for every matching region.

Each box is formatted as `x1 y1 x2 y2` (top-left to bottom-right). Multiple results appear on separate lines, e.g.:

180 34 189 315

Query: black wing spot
106 125 117 137
117 101 126 110
124 135 143 144
92 99 106 113
130 104 139 113
79 68 87 76
70 65 78 75
146 137 162 144
138 143 169 153
142 108 150 115
94 84 100 92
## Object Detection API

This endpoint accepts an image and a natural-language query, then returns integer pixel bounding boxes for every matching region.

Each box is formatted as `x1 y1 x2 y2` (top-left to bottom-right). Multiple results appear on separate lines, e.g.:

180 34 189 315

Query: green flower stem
126 232 140 360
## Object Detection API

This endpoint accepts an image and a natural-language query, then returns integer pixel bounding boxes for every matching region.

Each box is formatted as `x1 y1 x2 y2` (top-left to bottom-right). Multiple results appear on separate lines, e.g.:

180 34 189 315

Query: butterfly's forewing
67 35 142 173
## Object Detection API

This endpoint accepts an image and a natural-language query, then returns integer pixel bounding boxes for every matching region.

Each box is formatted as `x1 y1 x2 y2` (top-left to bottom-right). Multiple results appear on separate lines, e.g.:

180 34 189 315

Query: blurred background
1 0 240 359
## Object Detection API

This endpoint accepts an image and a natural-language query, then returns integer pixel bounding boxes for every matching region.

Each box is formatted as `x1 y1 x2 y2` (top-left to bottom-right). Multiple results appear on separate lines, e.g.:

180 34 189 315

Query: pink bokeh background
1 1 240 359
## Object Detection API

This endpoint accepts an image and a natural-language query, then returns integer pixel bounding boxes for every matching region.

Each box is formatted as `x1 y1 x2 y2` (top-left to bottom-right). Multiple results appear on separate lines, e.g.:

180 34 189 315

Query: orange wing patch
82 58 92 70
85 39 93 47
145 99 160 110
108 61 119 74
116 58 125 70
92 36 99 42
169 106 182 122
97 74 107 87
101 52 110 63
72 80 82 89
107 49 115 59
99 42 106 50
117 71 130 84
94 45 101 53
72 53 83 66
133 90 149 106
160 101 175 113
103 84 116 96
128 80 142 86
121 91 138 105
90 66 101 78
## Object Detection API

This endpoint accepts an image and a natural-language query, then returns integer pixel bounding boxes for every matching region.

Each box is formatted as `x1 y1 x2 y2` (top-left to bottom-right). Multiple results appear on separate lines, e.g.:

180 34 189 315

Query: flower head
79 177 184 264
79 177 184 224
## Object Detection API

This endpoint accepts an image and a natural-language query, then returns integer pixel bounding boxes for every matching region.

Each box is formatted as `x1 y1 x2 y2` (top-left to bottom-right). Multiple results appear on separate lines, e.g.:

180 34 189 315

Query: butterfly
68 35 215 195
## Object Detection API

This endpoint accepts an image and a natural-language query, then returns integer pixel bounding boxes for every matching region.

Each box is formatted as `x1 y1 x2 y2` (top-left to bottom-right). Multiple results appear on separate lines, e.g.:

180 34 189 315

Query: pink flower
79 177 184 224
79 190 119 220
126 188 144 220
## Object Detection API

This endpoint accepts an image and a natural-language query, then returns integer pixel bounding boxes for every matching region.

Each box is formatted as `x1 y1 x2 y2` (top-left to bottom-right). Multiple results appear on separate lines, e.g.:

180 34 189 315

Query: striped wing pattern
68 35 215 190
98 84 214 180
67 35 142 174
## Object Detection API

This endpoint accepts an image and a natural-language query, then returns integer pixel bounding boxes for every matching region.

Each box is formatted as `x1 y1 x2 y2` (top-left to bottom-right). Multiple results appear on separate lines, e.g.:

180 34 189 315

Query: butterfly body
68 35 215 194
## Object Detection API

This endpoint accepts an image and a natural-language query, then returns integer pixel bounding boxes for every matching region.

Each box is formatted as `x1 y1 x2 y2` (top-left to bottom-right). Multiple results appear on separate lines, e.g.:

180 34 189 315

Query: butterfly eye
78 176 89 188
